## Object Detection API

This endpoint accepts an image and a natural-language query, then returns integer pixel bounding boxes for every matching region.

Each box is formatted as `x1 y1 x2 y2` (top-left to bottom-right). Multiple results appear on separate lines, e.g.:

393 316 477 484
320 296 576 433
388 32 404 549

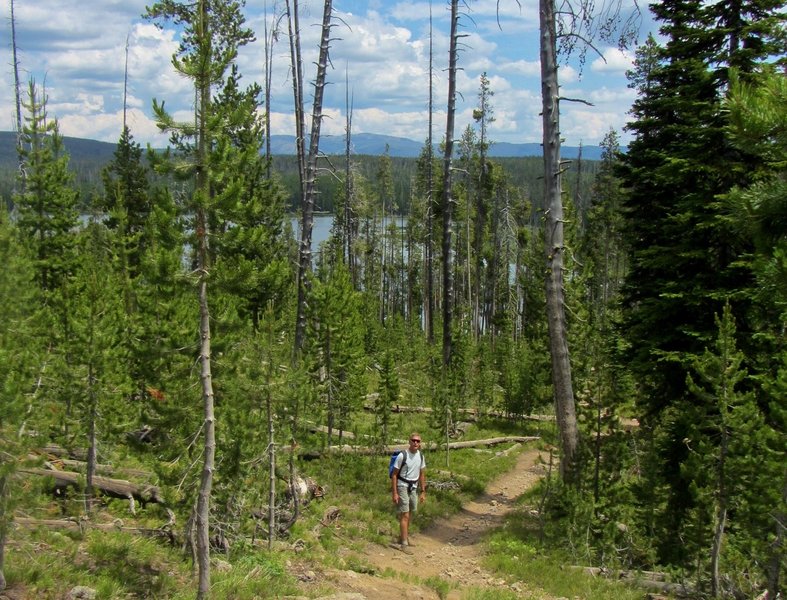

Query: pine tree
375 350 399 446
100 126 152 278
617 0 785 563
0 207 39 591
722 65 786 598
574 129 633 508
210 65 291 328
14 80 80 437
144 0 255 594
684 304 776 596
306 264 366 446
68 223 131 513
14 80 79 293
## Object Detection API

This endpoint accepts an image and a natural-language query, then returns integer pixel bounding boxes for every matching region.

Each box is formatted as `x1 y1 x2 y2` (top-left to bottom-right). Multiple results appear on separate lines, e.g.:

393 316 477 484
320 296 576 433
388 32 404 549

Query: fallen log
38 444 89 461
300 436 539 459
304 423 373 441
21 468 163 514
431 469 470 481
15 517 176 544
30 454 153 480
493 442 522 458
572 566 694 597
362 402 556 422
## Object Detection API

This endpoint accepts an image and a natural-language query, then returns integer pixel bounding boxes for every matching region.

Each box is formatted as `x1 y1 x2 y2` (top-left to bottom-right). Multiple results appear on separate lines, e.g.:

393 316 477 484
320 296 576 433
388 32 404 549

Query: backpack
388 450 422 480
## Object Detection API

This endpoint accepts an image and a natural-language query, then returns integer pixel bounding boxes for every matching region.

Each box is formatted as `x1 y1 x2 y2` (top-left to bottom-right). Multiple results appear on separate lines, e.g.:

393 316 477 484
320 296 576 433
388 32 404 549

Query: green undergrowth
482 511 646 600
5 417 554 598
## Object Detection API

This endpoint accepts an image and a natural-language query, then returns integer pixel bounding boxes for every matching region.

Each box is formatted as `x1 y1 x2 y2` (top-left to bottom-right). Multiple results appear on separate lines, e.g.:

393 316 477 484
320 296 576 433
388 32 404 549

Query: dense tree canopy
0 0 784 597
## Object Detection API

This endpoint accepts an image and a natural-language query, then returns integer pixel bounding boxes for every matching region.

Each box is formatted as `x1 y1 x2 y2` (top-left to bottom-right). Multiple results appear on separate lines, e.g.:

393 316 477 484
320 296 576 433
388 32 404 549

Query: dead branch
15 517 177 544
300 436 539 459
362 400 557 423
20 468 163 514
571 566 695 597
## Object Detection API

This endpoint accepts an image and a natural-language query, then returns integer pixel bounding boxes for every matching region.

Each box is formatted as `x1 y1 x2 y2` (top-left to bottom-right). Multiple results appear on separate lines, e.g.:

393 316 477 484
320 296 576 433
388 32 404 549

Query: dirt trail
314 448 557 600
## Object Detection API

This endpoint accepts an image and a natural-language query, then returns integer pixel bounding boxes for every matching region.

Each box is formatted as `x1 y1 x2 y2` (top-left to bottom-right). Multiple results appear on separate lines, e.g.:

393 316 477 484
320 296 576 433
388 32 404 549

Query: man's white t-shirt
394 449 425 483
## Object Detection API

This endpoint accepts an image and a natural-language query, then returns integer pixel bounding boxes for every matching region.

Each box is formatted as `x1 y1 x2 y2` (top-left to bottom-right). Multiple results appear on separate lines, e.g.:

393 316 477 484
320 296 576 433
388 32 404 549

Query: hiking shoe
399 543 414 555
403 539 415 547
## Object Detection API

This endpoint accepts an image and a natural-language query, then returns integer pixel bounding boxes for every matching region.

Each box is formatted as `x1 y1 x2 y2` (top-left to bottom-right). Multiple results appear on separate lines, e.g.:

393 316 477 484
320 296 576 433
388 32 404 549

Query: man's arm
419 469 426 500
392 467 400 504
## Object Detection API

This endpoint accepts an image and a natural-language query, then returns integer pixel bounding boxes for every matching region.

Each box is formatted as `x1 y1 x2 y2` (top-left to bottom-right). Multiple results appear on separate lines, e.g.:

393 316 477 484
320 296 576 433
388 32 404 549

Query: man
391 432 427 554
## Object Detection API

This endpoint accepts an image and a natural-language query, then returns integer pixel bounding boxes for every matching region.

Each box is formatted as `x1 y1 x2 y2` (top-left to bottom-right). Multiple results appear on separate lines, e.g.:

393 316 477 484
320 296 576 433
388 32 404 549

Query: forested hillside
0 131 599 217
0 0 784 599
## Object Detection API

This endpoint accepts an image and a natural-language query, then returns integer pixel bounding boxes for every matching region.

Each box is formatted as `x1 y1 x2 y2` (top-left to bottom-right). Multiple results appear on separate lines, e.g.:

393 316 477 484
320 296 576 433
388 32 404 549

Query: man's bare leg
399 510 410 544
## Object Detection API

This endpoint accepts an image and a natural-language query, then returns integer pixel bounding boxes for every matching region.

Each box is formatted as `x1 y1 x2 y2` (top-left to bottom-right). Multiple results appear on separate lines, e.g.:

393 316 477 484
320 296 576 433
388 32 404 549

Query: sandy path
315 448 557 600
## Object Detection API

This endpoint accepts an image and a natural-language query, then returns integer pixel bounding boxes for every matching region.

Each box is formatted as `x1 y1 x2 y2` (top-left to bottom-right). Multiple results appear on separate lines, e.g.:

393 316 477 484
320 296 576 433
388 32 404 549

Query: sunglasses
410 439 421 443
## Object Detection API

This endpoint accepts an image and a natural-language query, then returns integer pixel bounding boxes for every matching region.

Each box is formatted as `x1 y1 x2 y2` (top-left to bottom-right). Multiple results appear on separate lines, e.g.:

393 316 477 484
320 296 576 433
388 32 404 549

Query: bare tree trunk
0 474 8 592
286 0 306 195
539 0 579 483
122 36 131 131
11 0 24 189
710 426 729 597
266 367 276 551
263 1 276 177
85 364 97 514
344 69 355 280
294 0 334 355
194 4 216 597
11 0 22 142
195 206 216 600
441 0 460 368
425 5 435 344
767 471 786 599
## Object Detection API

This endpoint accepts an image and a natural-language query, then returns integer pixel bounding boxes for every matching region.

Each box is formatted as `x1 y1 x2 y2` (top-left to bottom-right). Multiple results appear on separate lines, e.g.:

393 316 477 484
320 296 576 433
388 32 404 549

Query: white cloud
591 47 635 74
498 59 541 78
0 0 646 147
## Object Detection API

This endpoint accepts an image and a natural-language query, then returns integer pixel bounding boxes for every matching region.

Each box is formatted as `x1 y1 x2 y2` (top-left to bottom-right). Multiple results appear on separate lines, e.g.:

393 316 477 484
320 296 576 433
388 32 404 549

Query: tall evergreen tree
14 80 81 437
68 223 131 513
618 0 786 566
210 65 291 328
683 303 775 596
306 264 366 445
144 0 255 594
100 126 152 277
723 65 786 598
473 73 495 338
14 80 79 293
0 208 39 592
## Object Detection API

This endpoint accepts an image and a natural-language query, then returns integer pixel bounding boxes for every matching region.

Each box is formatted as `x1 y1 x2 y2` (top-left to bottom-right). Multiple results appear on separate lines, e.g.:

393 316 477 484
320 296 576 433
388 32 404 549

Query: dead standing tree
292 0 335 357
441 0 463 369
286 0 336 536
536 0 638 483
425 4 436 345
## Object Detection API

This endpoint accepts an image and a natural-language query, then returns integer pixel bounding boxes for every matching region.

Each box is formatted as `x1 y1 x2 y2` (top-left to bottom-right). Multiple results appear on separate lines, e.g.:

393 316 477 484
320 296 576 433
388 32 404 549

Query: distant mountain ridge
271 133 607 160
1 130 608 163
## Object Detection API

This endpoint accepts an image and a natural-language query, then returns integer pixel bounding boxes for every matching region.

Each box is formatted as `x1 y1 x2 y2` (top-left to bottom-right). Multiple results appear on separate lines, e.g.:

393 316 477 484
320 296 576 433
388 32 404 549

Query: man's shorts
397 482 419 513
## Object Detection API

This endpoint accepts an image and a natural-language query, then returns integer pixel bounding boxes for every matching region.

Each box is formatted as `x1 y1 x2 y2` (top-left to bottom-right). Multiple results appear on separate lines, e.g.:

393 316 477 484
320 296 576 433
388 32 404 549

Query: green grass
483 525 645 600
5 418 566 599
422 574 454 599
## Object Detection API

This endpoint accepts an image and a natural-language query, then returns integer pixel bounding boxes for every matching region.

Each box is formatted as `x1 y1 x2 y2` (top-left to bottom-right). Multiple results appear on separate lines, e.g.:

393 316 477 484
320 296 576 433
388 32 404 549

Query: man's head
408 432 422 451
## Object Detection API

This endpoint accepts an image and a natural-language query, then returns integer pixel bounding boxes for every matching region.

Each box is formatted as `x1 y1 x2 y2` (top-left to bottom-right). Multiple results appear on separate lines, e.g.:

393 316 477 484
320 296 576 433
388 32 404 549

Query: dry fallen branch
20 468 163 514
571 566 694 597
300 436 539 459
362 401 556 423
15 517 177 544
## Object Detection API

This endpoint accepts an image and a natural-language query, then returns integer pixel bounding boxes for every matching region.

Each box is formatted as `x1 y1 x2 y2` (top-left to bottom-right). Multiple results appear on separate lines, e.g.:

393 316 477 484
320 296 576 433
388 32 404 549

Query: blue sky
2 0 649 148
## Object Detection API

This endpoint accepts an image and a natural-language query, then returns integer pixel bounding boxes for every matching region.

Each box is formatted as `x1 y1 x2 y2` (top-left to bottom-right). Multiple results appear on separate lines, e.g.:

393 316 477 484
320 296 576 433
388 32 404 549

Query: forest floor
294 448 559 600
